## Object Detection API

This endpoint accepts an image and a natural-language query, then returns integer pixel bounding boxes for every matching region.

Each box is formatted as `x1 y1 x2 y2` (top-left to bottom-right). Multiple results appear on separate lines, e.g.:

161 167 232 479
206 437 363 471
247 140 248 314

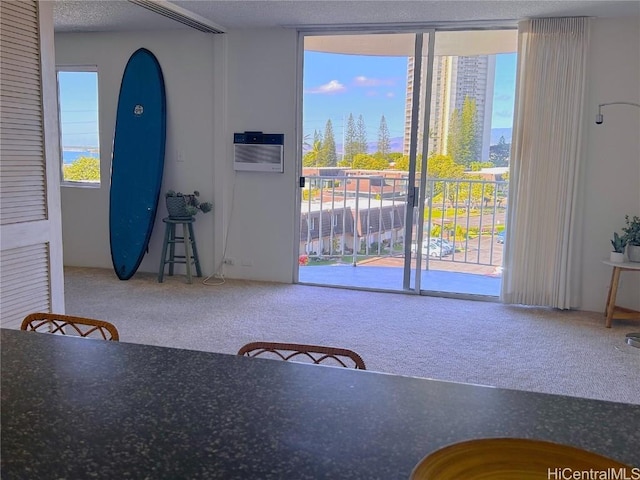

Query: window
56 68 100 186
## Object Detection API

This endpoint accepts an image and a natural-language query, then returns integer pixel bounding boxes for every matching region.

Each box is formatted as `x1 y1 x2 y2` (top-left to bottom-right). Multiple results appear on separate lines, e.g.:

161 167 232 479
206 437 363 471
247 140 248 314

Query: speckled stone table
1 328 639 479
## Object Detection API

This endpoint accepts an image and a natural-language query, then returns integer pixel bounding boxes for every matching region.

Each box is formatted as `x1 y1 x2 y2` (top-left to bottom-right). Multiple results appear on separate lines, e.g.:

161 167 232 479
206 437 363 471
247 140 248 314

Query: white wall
215 29 298 282
580 17 640 312
55 31 217 275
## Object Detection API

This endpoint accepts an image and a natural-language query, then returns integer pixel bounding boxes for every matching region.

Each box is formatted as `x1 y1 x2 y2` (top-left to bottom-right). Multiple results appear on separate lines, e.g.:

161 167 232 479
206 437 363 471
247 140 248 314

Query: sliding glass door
416 30 516 296
297 29 517 297
298 32 424 291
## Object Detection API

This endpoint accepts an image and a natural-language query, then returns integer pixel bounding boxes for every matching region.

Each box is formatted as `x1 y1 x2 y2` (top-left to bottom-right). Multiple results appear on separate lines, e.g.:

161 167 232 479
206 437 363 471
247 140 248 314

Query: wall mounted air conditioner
233 132 284 173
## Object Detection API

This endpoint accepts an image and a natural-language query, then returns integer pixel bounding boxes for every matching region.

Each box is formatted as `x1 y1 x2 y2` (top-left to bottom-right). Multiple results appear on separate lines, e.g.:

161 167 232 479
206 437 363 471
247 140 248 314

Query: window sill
61 181 101 189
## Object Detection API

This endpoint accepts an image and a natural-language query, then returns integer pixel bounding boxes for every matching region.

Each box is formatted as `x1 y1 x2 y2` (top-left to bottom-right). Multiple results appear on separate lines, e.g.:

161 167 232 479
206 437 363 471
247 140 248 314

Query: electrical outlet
223 258 235 265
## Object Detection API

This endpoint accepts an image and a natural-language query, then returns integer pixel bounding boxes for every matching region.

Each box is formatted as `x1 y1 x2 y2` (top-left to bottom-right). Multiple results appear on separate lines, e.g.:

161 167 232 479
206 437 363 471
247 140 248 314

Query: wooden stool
158 217 202 284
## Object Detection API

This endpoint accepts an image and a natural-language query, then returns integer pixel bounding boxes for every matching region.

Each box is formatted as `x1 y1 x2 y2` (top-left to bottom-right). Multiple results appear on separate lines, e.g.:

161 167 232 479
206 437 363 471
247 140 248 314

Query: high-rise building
403 54 496 163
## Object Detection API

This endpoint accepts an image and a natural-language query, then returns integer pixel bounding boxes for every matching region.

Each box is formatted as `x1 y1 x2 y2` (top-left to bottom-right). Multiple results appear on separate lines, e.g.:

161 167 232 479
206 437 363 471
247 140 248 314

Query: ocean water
63 150 99 164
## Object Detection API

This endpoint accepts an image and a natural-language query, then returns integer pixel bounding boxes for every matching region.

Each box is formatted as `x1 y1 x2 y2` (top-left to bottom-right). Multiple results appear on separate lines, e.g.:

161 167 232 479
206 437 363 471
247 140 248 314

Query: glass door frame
403 31 435 292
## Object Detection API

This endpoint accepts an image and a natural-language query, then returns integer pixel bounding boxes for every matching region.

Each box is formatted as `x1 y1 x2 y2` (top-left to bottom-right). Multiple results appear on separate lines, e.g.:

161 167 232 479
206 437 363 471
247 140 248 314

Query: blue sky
303 51 517 145
492 53 518 129
303 52 409 142
57 71 99 148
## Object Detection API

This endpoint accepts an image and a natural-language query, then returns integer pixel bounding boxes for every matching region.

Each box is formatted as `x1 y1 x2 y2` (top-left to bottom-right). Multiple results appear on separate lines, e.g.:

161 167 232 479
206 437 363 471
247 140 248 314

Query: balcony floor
298 261 502 298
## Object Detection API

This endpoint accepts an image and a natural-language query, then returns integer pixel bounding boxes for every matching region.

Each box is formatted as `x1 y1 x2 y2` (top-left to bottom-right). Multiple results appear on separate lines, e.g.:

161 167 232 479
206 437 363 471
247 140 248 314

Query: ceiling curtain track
501 17 591 309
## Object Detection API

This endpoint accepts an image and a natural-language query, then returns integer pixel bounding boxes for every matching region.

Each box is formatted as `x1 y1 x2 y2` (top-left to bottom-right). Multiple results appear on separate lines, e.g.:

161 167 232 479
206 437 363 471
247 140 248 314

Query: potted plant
165 190 212 218
622 215 640 262
610 232 626 263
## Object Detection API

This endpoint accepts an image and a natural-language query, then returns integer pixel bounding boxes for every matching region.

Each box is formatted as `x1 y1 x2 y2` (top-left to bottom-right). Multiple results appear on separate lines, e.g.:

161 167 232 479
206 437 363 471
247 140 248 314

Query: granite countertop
2 328 639 479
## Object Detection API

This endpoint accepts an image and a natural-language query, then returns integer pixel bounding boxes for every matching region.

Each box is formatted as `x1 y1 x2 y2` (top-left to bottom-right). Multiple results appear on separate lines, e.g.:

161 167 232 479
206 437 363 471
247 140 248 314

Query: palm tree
302 133 312 152
303 139 323 167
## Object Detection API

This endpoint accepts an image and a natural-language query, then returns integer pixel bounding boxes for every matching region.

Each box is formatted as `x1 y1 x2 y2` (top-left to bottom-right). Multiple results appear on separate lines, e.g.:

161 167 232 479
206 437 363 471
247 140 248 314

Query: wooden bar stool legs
158 217 202 284
187 221 202 278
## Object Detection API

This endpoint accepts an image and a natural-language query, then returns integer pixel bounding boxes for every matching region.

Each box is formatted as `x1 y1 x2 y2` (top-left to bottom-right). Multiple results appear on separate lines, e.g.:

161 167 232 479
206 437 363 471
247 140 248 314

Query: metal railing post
352 178 360 266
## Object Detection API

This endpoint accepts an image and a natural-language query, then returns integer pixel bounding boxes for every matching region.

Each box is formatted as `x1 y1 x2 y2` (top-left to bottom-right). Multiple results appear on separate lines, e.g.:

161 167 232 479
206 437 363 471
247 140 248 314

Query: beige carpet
62 267 640 405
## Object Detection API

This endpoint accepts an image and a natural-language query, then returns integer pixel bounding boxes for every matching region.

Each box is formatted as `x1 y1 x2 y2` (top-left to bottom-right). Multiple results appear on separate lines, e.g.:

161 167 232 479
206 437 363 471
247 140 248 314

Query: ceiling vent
128 0 226 33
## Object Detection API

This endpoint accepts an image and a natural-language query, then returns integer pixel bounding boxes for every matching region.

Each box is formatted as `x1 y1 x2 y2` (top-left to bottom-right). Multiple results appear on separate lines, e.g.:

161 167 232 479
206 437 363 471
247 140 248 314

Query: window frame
56 65 101 188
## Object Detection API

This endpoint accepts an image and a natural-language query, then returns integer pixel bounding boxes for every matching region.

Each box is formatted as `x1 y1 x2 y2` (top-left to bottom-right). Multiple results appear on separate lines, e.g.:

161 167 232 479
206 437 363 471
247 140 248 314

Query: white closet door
0 1 64 328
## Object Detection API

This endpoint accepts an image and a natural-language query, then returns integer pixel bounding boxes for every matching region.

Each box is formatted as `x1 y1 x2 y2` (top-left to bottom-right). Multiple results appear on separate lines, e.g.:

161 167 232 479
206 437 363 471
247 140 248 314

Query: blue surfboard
110 48 166 280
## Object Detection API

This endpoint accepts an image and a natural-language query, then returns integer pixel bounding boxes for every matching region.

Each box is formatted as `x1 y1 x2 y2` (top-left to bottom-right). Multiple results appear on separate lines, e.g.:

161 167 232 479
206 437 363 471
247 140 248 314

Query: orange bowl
411 438 631 480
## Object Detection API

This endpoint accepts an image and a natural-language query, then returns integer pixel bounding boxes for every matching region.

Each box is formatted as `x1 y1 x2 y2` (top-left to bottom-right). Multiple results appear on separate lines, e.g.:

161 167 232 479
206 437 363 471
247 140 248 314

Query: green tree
376 115 391 159
337 155 351 167
427 154 465 179
489 135 510 167
356 114 368 156
351 153 389 170
302 132 312 151
393 153 427 172
343 113 358 165
393 155 409 171
302 139 323 167
447 96 479 169
426 154 464 206
387 152 404 168
321 119 338 167
303 130 324 167
461 97 480 165
470 161 494 171
63 156 100 182
457 175 496 208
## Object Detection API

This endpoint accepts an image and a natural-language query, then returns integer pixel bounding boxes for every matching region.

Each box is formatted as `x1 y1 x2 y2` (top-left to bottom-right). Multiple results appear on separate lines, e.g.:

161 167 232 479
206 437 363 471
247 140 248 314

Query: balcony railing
300 173 508 269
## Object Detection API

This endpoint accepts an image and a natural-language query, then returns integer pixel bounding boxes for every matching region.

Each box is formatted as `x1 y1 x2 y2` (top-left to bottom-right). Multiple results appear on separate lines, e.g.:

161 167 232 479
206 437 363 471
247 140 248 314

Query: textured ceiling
53 0 640 33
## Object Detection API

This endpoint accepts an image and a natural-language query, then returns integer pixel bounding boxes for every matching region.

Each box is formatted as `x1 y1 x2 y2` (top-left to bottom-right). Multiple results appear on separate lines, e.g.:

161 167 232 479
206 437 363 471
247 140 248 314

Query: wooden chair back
21 312 119 341
238 341 366 369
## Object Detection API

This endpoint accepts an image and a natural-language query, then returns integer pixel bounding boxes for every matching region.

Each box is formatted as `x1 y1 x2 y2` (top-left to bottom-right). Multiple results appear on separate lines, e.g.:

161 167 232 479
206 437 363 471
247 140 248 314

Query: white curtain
501 17 591 309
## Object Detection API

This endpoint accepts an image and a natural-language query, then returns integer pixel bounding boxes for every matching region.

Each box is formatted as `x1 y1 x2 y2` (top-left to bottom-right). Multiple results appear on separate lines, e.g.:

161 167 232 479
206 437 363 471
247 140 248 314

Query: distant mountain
332 131 511 154
491 128 512 145
335 136 405 154
366 136 404 153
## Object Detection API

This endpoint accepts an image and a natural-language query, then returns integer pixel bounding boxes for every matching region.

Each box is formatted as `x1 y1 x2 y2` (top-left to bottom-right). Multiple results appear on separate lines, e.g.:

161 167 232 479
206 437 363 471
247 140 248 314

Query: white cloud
306 80 346 94
353 76 394 87
386 92 395 98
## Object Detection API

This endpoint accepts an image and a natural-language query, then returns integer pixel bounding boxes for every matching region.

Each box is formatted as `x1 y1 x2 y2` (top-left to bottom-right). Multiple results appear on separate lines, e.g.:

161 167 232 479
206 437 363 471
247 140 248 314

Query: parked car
429 238 454 254
411 238 453 257
496 231 505 244
411 240 450 258
426 242 447 257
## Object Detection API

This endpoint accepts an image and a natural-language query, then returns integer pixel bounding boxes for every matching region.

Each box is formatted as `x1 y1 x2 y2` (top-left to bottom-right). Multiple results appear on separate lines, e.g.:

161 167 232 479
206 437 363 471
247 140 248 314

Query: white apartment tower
403 55 496 163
